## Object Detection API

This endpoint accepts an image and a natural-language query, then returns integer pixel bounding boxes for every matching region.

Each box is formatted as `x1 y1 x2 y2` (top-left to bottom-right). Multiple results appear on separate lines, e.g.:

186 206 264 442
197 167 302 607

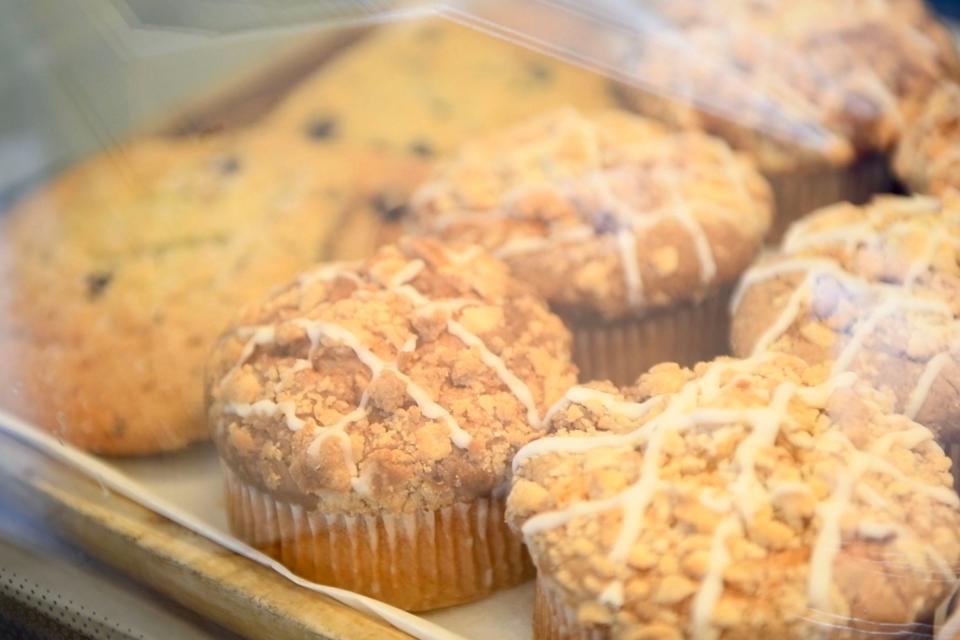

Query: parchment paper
0 409 533 640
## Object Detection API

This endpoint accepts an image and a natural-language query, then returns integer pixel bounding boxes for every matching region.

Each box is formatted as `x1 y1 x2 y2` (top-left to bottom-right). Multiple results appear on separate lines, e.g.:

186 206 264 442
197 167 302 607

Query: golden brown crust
265 19 622 157
895 81 960 197
0 136 267 455
618 0 959 171
730 195 960 441
509 354 960 638
225 467 533 611
410 109 772 320
207 237 577 514
0 132 426 455
0 17 630 456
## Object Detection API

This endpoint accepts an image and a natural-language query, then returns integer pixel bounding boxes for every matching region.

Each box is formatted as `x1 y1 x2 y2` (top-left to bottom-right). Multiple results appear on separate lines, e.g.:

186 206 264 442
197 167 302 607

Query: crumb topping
410 108 772 320
206 237 577 513
508 353 960 638
730 195 960 438
621 0 959 169
895 81 960 198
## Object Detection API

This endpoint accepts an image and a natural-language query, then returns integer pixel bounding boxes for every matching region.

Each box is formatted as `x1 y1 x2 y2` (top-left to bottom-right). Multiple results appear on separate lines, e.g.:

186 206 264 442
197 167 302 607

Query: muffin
0 16 621 456
265 18 623 156
409 108 773 384
508 353 960 638
261 17 626 259
0 128 431 455
730 194 960 467
0 134 337 454
895 80 960 197
940 592 960 640
615 0 959 236
206 237 577 610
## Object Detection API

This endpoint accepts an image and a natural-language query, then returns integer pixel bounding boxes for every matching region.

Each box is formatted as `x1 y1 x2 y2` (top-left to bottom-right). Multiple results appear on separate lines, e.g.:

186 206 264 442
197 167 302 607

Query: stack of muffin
618 0 960 237
5 3 960 638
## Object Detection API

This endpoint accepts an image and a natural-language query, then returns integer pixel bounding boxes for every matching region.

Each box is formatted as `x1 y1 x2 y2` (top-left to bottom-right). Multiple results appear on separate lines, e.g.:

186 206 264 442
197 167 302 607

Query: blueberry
371 193 408 221
528 63 553 82
85 272 113 299
306 116 338 140
409 140 434 158
215 155 241 175
591 210 620 235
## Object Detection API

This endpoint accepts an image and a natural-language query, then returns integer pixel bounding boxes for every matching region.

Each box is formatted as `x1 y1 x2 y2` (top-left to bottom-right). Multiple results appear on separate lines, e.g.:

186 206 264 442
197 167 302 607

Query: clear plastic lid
1 2 959 639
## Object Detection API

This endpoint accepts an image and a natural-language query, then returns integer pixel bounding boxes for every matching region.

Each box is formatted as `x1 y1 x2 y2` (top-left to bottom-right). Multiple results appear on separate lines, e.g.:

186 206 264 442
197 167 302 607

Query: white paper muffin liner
534 579 608 640
563 289 731 386
224 465 532 611
766 153 892 241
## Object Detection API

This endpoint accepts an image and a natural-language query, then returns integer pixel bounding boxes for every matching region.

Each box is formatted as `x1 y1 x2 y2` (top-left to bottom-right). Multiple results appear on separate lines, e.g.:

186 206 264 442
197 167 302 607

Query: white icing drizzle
306 386 371 480
855 483 889 510
730 383 795 519
223 325 277 383
586 170 657 309
857 521 897 541
658 166 718 289
297 262 362 288
750 276 811 357
389 268 543 428
421 110 741 312
831 297 948 375
543 386 659 427
514 355 957 637
387 259 424 288
222 252 558 489
225 399 304 432
717 140 753 208
295 318 472 449
598 581 624 609
808 426 958 609
737 200 960 419
522 490 628 536
691 516 742 640
834 295 953 376
794 371 857 406
906 351 954 419
446 319 541 427
309 427 357 476
730 257 855 316
493 225 594 259
808 469 853 610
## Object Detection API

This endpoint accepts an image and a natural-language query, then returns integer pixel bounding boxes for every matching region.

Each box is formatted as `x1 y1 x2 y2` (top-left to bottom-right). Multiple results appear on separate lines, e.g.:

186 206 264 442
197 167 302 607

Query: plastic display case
2 1 960 639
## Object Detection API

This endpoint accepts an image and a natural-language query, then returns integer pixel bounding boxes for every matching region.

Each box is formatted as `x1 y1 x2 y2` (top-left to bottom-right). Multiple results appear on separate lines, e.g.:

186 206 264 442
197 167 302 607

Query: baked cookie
410 108 772 383
207 237 577 610
509 353 960 638
265 18 622 155
730 194 960 443
895 81 960 197
262 17 625 260
0 15 620 455
0 132 423 455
